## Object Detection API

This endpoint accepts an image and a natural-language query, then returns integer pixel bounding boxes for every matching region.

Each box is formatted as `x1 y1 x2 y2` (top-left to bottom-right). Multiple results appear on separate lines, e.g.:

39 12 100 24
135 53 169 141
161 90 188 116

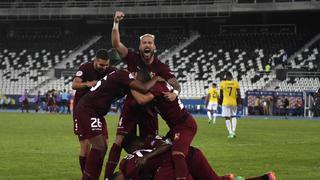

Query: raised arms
112 11 128 58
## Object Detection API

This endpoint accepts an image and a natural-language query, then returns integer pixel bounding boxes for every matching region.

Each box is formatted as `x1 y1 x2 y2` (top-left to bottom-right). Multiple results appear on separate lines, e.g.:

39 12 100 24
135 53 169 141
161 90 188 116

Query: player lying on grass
111 135 276 180
112 134 235 180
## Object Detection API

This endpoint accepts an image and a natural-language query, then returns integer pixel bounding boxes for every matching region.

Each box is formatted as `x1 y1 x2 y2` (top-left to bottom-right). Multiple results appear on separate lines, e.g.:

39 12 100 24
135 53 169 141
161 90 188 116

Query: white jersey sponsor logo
76 71 83 77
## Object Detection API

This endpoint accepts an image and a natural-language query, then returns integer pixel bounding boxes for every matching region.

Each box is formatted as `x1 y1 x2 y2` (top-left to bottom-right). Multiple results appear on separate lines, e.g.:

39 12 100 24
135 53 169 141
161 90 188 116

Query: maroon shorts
117 97 158 138
169 116 197 156
73 105 107 141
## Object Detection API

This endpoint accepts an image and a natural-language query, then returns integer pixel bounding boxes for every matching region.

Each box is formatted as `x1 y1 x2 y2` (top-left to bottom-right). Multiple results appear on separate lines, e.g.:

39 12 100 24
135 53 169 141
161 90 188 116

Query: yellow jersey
219 80 240 106
207 88 219 103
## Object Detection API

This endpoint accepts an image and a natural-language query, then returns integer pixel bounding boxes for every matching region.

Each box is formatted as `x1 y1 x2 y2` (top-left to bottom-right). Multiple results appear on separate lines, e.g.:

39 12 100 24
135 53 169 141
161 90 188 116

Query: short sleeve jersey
119 136 171 179
207 88 219 103
219 80 240 106
73 62 116 108
117 94 158 137
150 82 190 127
78 69 134 116
123 50 175 81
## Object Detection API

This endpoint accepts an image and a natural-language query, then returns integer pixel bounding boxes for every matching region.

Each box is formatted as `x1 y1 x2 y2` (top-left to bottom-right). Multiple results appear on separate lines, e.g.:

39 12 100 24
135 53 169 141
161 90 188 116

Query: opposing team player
205 83 219 124
219 71 241 138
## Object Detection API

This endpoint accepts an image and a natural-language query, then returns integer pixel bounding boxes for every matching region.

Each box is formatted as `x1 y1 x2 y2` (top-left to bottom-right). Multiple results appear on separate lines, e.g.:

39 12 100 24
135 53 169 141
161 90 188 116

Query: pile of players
71 11 276 180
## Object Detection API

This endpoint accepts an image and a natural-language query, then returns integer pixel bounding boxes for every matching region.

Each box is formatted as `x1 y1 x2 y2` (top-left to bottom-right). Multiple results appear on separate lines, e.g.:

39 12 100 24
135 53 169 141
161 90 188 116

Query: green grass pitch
0 112 320 180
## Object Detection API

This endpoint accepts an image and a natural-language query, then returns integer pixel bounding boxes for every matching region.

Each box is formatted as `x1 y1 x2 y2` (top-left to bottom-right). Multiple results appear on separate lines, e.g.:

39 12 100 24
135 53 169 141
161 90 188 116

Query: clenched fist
114 11 125 23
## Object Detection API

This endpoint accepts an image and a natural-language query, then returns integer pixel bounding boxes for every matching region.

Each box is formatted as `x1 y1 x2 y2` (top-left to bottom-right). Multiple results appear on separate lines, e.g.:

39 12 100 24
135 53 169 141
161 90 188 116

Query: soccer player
34 91 41 112
132 81 197 180
72 49 113 175
219 71 241 138
111 11 180 101
20 89 29 113
105 93 159 180
74 66 163 180
205 83 219 124
115 135 276 180
105 10 181 180
115 135 234 180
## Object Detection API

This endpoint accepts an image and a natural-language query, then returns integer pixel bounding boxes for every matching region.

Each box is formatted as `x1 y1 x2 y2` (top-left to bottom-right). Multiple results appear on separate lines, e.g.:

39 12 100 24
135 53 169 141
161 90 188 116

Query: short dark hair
223 71 233 79
95 49 109 60
137 65 151 82
212 83 217 87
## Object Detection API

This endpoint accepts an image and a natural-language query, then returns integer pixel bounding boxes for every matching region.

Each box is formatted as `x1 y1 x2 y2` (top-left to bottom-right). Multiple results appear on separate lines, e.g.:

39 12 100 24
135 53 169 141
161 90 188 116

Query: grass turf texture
0 112 319 180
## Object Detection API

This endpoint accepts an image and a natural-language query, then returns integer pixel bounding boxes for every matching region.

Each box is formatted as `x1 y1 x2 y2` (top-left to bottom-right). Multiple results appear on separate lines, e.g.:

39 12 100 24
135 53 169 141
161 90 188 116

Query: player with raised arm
104 10 182 180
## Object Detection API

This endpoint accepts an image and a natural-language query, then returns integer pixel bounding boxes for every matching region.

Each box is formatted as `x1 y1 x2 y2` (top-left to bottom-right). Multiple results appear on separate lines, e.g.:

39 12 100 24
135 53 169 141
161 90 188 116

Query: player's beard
141 48 154 62
94 64 105 74
97 68 105 74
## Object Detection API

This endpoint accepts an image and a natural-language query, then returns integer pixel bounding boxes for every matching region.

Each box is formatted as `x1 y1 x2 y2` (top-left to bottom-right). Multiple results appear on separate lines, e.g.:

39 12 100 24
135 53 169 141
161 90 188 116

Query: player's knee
92 142 107 151
80 139 90 152
80 139 90 145
90 136 107 151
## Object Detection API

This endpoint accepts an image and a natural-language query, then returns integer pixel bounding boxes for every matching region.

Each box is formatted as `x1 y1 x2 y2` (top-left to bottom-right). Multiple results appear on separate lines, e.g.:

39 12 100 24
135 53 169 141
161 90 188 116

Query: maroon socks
82 148 105 180
104 143 122 179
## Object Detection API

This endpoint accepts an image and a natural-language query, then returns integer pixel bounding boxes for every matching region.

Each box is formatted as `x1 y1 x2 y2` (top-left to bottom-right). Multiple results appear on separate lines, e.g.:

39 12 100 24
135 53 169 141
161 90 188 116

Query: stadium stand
0 30 88 95
164 32 315 98
289 38 320 71
1 26 318 98
270 36 320 92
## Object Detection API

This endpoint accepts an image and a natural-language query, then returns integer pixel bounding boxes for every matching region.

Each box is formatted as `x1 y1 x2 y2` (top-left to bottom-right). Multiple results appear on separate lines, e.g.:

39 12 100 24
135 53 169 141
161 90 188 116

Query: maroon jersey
117 94 158 137
119 136 171 180
78 68 135 116
153 146 218 180
150 82 191 127
73 62 116 108
119 136 214 180
123 50 175 80
117 50 171 138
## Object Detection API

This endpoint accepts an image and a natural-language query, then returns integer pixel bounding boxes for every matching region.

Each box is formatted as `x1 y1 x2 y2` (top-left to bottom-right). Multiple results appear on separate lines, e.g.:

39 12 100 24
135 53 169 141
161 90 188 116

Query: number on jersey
90 75 108 91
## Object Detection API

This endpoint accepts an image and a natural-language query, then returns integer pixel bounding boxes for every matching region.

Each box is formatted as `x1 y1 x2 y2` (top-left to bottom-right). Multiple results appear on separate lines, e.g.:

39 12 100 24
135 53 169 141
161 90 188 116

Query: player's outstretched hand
114 11 125 23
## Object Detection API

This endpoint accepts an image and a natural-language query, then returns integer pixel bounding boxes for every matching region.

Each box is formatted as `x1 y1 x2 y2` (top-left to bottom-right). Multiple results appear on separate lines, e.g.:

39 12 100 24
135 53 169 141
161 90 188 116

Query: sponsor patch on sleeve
76 71 83 77
129 73 135 79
